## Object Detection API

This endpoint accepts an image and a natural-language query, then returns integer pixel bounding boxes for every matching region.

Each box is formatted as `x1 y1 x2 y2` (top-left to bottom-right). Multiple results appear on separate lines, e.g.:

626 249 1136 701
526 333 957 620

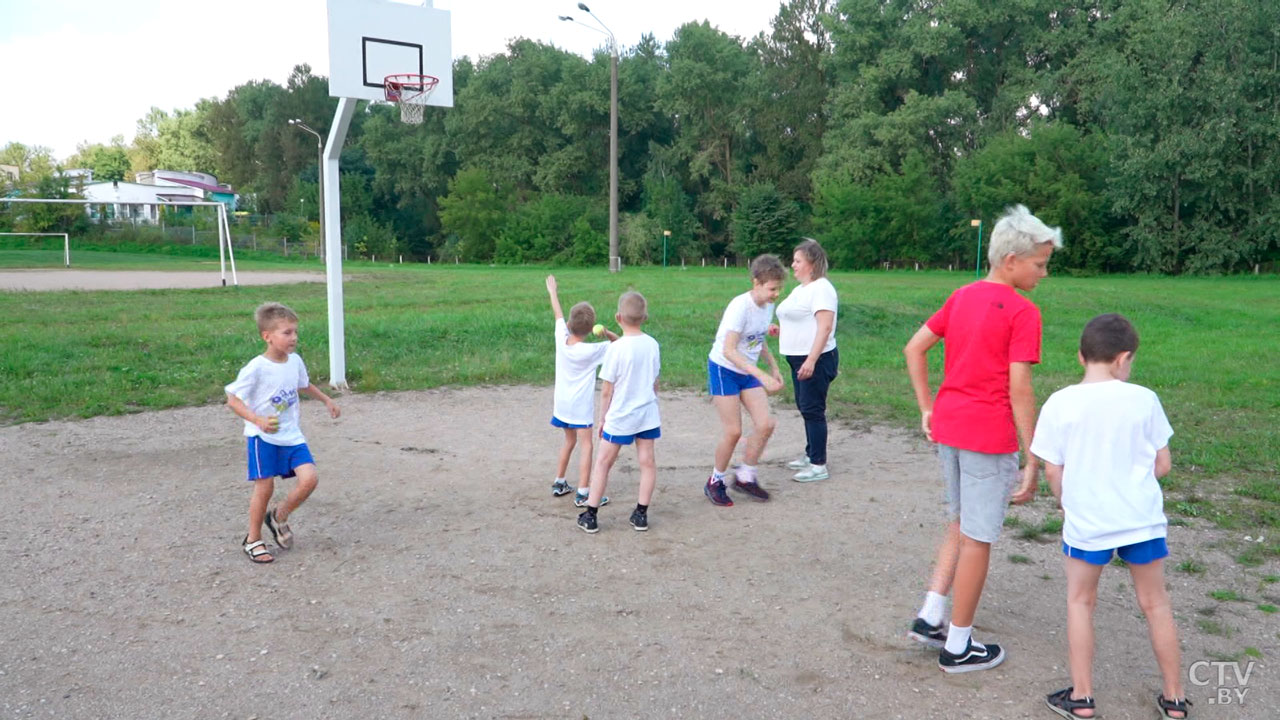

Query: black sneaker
629 509 648 532
576 510 599 534
731 479 770 501
938 640 1006 673
908 618 947 649
704 478 733 507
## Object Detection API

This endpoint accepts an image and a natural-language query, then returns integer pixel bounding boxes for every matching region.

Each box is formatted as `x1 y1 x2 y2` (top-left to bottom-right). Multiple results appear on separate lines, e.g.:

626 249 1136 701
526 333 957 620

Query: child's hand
1010 464 1039 504
255 415 279 433
545 275 557 294
325 400 341 419
764 374 784 394
767 323 779 338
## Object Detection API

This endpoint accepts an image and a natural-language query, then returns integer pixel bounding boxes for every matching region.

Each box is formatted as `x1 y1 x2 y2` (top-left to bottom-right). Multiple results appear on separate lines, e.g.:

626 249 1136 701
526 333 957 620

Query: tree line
4 0 1279 273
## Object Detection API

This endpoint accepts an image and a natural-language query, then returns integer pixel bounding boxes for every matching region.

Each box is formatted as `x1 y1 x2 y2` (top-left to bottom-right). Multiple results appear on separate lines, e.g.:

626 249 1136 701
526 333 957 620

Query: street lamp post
288 119 325 263
970 218 983 277
560 4 619 273
663 229 671 267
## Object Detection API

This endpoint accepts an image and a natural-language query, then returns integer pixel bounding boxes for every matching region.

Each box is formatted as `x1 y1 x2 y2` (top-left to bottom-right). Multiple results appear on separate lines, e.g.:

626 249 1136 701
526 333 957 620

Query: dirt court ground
0 386 1273 719
0 269 325 292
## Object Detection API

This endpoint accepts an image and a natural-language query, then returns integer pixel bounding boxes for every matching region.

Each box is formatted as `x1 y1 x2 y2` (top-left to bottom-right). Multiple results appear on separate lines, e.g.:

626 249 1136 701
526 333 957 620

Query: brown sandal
264 507 293 549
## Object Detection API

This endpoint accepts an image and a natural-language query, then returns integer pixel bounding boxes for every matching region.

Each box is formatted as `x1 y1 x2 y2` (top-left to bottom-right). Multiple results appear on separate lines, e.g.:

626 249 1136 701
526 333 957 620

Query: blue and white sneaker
574 491 608 508
552 480 572 497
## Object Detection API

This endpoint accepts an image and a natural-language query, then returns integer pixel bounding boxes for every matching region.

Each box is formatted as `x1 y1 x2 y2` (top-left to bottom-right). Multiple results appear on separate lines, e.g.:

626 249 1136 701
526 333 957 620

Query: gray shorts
938 444 1019 544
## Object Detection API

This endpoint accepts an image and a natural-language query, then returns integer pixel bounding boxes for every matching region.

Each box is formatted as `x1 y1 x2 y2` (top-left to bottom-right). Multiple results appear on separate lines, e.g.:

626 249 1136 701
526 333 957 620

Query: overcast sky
0 0 785 161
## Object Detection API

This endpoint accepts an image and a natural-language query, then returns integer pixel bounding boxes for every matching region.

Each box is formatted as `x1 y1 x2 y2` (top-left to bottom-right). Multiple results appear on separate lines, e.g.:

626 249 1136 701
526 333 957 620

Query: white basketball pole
323 98 357 389
217 206 227 286
218 204 239 286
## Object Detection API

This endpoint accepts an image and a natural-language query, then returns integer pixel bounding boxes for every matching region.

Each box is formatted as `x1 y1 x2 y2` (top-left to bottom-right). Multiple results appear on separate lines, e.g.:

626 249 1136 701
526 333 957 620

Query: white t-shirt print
553 317 611 426
709 291 773 370
599 333 661 436
776 277 838 356
1031 380 1174 551
225 353 311 446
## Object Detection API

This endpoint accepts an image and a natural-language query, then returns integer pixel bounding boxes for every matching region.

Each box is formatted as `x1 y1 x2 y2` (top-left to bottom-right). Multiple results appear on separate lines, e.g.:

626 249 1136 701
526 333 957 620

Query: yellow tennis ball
592 323 605 337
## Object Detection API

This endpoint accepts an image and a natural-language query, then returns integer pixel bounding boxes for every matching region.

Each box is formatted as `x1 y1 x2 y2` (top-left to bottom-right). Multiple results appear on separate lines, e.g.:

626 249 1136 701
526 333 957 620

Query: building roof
162 176 236 194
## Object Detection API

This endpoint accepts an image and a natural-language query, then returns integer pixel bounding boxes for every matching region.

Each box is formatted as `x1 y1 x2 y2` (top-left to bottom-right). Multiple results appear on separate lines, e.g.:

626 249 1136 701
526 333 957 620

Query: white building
81 170 237 223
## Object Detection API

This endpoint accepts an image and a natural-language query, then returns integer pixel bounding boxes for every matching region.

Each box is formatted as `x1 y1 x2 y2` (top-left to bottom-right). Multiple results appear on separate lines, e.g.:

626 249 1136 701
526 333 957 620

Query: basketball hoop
384 74 439 124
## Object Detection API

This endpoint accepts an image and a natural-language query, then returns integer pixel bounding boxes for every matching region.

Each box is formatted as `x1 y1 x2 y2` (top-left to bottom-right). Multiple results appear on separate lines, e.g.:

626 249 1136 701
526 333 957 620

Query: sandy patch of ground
0 269 325 292
0 386 1273 718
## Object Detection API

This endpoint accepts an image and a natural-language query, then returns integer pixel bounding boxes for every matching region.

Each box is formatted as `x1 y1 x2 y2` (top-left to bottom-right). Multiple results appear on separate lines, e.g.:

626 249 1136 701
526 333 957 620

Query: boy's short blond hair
987 204 1064 266
567 301 596 337
618 291 648 325
254 302 298 333
750 254 786 283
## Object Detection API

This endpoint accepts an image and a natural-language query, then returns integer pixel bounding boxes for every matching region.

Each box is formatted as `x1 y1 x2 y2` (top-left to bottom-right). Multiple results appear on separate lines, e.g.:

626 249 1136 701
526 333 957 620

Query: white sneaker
792 464 829 482
786 456 810 470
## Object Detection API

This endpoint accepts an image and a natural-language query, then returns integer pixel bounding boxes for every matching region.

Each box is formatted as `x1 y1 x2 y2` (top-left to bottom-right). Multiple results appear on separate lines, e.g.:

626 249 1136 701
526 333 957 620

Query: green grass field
1 252 1276 530
0 248 320 272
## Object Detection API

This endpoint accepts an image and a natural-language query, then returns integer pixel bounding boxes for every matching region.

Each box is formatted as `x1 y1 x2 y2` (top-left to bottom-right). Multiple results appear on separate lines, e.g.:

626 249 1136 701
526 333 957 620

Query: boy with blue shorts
225 302 340 564
904 205 1061 672
1033 314 1188 719
577 291 660 534
545 275 617 506
704 254 786 506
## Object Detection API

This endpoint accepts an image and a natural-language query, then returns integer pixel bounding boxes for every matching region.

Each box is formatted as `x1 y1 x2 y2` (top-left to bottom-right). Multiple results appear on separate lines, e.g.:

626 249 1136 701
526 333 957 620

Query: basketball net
383 74 439 125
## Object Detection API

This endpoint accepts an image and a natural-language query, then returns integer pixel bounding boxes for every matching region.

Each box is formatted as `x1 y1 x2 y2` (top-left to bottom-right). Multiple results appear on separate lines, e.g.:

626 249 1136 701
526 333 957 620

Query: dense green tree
438 167 510 262
731 182 801 259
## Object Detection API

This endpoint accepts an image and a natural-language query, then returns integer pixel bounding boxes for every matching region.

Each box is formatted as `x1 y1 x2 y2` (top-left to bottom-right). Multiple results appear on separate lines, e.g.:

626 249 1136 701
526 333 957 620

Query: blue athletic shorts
707 359 762 396
551 416 592 429
601 426 661 445
1062 537 1168 566
246 436 315 481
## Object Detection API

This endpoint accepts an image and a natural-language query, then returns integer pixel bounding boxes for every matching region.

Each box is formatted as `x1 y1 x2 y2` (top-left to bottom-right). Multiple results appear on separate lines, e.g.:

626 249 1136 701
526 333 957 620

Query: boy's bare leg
1065 556 1105 715
555 428 577 480
712 396 742 472
575 427 593 491
1130 558 1186 715
588 440 622 507
275 463 318 522
247 476 274 543
927 521 962 595
739 388 776 466
949 535 991 628
635 438 657 506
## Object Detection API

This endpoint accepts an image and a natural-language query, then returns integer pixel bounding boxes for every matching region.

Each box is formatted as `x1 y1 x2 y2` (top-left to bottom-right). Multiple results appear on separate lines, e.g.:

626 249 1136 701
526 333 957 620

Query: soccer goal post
0 197 238 285
0 232 70 266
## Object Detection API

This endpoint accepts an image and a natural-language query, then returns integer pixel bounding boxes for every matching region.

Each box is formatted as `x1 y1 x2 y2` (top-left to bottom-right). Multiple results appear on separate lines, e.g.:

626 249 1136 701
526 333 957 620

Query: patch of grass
1197 618 1229 636
1008 554 1033 564
1177 558 1207 575
1040 573 1052 580
1264 575 1280 584
1167 517 1190 527
1210 589 1247 602
1017 514 1064 542
1003 516 1023 528
1257 604 1278 614
1244 646 1263 659
1110 556 1128 568
0 266 1276 527
1236 545 1267 567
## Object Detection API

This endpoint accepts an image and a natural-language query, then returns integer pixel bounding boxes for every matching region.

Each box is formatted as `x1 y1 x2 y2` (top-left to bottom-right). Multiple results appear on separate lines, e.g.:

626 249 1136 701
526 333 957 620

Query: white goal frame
0 232 70 267
0 198 238 285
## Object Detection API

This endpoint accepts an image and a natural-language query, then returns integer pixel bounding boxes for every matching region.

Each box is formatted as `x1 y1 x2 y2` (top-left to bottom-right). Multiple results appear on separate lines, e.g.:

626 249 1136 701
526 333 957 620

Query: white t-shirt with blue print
709 291 774 370
225 353 310 447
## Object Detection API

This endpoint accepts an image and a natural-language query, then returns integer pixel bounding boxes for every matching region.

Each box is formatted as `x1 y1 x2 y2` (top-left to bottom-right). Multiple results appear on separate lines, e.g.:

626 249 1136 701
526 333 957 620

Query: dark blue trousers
785 348 839 466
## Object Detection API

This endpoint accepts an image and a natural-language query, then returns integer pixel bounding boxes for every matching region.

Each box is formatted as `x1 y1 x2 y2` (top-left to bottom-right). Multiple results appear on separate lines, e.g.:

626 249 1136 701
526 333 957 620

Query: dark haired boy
1032 313 1189 719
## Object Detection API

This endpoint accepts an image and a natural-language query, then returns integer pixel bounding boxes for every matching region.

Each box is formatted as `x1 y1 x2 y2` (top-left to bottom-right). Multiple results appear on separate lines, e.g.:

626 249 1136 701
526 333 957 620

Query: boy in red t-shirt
902 204 1063 673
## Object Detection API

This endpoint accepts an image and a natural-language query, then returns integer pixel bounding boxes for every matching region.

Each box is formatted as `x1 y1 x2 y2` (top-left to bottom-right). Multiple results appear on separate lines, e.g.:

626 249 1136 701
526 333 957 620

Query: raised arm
903 324 942 440
1009 361 1038 504
545 275 564 320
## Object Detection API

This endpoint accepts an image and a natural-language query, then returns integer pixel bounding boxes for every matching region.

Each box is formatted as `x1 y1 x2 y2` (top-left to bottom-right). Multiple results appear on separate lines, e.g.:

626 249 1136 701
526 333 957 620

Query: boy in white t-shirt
225 303 340 564
1031 314 1189 720
704 254 786 506
577 291 661 534
545 275 618 505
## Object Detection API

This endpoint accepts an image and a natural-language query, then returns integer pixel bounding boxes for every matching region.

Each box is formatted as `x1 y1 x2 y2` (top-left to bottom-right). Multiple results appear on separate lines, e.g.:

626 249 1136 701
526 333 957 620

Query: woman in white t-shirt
776 238 838 482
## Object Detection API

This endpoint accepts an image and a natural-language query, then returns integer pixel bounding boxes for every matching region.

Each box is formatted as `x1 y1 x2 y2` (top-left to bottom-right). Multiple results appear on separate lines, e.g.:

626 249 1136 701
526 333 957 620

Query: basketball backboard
327 0 453 107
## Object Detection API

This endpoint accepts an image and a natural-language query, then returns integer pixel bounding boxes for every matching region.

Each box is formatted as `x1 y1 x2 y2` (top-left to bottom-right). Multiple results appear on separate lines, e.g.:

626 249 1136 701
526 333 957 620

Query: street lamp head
577 2 590 11
288 119 298 125
663 230 671 237
558 15 573 21
970 219 981 227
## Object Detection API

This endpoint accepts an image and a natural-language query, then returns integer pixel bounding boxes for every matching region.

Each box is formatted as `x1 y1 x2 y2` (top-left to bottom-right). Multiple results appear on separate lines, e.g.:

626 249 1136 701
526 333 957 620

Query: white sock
739 464 756 473
944 624 973 655
576 488 588 496
918 591 947 627
711 468 726 483
738 464 757 482
811 464 827 471
554 477 565 484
